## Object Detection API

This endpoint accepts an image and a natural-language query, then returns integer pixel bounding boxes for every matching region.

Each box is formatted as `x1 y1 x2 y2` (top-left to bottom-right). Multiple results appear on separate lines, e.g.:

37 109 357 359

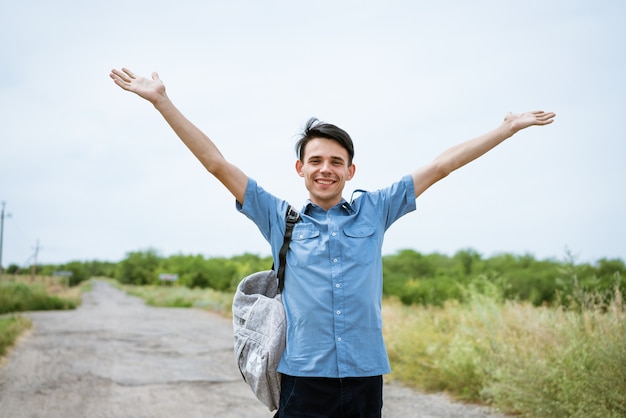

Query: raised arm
109 68 248 204
411 110 556 199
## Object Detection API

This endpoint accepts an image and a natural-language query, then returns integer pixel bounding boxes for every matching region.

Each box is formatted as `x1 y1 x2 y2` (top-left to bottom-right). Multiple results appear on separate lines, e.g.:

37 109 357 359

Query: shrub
0 281 78 314
115 249 161 285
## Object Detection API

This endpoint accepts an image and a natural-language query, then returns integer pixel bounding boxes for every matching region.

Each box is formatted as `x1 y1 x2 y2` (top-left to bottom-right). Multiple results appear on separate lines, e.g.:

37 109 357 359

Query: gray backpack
232 206 300 411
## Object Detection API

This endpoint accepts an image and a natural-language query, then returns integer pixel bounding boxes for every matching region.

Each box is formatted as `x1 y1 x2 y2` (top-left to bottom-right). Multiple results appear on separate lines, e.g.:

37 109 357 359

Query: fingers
531 110 556 118
110 67 161 86
522 110 555 125
110 68 146 92
534 111 556 125
122 67 136 79
109 67 138 82
110 68 128 82
109 68 132 90
504 110 556 130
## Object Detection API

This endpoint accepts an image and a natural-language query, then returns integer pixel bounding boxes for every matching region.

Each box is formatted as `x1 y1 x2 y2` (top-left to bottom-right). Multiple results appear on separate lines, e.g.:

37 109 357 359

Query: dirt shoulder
0 281 506 418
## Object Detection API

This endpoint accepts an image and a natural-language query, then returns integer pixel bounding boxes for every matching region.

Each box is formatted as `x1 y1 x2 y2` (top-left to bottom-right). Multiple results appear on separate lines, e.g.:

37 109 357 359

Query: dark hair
295 118 355 165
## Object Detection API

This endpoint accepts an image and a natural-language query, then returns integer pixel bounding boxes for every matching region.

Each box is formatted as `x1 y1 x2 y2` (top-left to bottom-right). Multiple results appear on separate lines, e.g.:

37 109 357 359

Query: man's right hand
110 68 166 105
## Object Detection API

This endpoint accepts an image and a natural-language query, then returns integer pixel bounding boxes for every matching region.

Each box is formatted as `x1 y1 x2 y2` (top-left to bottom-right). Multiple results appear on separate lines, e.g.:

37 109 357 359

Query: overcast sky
1 0 624 268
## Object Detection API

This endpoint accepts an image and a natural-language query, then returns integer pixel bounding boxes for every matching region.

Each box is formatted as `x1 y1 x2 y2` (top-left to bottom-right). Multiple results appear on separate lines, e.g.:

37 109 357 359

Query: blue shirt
237 175 416 378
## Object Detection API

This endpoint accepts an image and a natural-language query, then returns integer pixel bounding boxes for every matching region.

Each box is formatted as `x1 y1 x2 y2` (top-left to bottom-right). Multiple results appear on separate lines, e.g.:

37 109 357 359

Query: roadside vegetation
383 284 625 417
0 276 82 358
0 277 80 314
2 248 625 416
0 314 32 357
121 283 233 314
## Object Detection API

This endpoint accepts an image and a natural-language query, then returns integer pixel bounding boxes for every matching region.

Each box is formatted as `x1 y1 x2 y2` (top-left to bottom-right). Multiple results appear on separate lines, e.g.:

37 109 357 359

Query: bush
0 281 78 314
115 249 161 285
382 249 626 308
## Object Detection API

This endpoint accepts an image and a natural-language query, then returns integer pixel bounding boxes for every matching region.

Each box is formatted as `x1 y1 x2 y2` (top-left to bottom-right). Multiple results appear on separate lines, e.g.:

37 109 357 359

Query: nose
320 160 332 173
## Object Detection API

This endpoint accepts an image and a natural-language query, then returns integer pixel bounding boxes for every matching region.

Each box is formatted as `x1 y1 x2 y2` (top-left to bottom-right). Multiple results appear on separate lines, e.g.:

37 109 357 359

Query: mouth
315 178 336 186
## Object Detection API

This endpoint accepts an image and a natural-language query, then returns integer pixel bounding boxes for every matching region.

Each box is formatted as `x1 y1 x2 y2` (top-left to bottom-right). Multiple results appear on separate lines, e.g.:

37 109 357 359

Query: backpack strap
276 205 301 293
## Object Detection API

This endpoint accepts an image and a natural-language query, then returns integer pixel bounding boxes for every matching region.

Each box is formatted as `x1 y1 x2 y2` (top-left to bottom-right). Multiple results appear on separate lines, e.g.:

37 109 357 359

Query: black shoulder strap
350 189 367 204
276 205 301 293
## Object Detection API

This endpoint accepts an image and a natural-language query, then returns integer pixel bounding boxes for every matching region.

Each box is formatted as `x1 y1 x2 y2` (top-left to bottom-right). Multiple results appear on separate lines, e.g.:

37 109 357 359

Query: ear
347 163 356 180
295 159 304 177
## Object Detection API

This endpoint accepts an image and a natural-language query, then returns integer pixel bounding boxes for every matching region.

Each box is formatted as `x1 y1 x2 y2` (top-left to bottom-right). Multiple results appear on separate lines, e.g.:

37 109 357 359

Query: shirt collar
303 199 355 216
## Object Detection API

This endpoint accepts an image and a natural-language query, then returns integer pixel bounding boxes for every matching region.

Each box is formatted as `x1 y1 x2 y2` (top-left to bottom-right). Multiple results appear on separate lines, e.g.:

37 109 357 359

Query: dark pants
274 374 383 418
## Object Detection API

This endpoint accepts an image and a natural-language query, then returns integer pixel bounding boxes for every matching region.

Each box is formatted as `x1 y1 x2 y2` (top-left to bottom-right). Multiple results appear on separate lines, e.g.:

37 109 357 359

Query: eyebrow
308 155 346 163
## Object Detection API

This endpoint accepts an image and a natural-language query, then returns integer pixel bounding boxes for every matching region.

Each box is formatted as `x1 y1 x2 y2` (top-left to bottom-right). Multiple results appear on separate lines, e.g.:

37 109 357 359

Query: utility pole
0 201 11 279
30 239 41 281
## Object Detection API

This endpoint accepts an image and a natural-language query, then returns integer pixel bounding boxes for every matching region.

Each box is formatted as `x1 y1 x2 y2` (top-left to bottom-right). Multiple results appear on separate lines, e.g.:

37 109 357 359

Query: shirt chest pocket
343 225 377 265
286 225 321 267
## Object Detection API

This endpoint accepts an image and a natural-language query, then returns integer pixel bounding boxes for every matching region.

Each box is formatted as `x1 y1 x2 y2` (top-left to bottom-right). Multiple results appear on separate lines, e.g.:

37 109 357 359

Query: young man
110 68 555 417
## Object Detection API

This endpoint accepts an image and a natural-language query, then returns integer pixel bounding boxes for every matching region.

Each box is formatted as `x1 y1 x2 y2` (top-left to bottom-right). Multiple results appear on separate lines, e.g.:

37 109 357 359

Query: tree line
5 248 624 307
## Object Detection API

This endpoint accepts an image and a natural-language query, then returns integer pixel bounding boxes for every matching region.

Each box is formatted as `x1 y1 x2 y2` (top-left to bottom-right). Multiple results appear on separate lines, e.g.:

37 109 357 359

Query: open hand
505 110 556 132
110 68 166 104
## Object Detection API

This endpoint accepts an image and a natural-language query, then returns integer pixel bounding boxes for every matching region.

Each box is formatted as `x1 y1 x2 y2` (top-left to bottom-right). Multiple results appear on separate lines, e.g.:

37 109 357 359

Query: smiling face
296 137 356 211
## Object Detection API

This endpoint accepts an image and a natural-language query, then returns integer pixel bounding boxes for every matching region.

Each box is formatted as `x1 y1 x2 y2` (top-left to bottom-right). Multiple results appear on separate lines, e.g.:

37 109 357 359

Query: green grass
0 314 32 357
0 280 79 314
122 283 233 315
0 278 81 361
383 287 626 417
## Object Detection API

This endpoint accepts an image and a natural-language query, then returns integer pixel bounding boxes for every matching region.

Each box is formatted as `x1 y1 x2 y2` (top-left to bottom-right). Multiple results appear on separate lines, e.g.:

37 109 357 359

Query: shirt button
337 337 342 342
331 231 337 236
333 258 338 263
299 234 303 239
336 310 341 315
335 283 340 288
